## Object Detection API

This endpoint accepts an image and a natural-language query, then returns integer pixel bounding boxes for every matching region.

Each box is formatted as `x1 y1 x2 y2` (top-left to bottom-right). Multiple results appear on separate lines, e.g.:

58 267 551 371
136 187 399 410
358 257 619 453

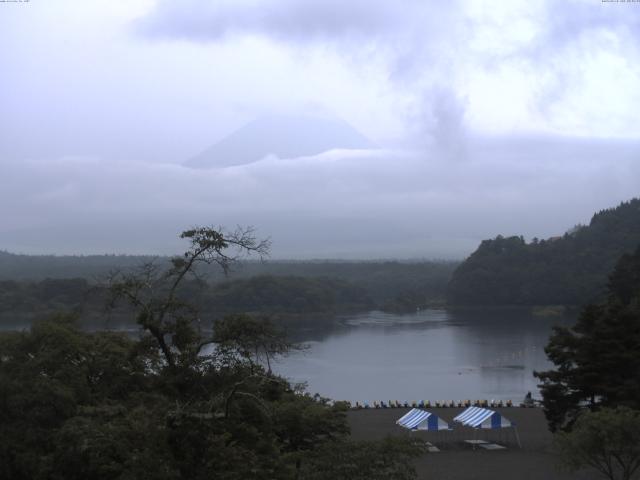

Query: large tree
0 227 425 479
107 226 270 367
535 245 640 431
555 407 640 480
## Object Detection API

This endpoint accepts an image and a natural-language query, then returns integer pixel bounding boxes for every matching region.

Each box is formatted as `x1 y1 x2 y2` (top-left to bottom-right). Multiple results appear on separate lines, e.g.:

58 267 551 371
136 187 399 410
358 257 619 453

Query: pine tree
535 245 640 431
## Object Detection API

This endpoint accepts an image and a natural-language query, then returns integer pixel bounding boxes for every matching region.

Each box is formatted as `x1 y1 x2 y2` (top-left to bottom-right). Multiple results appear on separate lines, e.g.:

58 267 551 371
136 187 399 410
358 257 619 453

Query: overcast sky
1 0 639 258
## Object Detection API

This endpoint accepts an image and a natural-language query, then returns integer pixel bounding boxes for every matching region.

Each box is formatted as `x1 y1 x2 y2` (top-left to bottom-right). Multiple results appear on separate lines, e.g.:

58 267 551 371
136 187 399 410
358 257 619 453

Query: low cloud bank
2 136 638 258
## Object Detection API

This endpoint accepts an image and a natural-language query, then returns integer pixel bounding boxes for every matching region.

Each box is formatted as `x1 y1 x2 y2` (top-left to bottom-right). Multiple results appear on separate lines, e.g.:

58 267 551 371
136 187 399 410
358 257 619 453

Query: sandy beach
347 407 599 480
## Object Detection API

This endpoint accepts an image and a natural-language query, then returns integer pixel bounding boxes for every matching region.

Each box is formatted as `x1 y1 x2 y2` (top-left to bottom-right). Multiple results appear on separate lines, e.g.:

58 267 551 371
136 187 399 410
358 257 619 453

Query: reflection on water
341 310 450 327
274 308 574 403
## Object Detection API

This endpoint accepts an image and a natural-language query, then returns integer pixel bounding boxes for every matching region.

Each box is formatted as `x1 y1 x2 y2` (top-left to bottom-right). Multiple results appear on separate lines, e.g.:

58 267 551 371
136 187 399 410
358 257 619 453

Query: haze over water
275 308 572 403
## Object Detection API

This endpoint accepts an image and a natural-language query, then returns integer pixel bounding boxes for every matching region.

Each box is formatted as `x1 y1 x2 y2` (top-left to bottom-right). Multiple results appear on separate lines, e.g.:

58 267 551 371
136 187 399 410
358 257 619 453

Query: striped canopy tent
453 406 521 448
453 406 513 429
396 408 451 431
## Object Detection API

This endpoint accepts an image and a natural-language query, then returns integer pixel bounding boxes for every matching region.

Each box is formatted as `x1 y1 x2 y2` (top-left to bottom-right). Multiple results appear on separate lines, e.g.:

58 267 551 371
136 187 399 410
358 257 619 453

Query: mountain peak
185 114 375 169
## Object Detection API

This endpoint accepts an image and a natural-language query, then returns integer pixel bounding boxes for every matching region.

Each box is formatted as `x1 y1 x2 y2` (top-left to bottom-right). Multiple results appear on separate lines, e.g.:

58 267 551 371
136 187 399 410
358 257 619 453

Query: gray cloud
2 1 639 260
405 86 468 160
136 0 471 156
2 138 638 258
137 0 451 44
136 0 640 150
137 1 640 67
545 0 640 47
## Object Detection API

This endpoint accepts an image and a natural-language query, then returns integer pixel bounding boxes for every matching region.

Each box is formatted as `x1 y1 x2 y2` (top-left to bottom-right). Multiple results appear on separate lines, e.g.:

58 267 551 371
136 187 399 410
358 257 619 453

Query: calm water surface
274 308 573 403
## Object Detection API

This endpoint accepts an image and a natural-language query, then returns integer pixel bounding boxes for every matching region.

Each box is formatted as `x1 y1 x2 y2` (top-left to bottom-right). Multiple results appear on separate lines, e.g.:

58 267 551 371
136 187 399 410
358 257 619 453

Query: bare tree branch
104 226 270 367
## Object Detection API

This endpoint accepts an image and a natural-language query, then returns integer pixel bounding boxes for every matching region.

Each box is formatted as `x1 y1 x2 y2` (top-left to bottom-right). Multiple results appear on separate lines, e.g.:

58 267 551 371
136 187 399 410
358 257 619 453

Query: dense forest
0 253 456 308
0 227 424 479
447 198 640 306
0 275 372 329
0 258 456 329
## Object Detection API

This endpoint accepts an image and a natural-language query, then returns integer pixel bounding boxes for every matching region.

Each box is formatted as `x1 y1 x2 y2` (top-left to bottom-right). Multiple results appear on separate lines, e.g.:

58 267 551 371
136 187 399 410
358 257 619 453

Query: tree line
0 264 456 330
0 226 423 480
0 275 372 327
447 198 640 306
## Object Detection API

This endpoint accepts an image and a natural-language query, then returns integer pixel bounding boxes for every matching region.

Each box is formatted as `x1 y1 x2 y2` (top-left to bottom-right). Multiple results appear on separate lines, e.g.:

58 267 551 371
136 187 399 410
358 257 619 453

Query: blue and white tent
396 408 451 431
453 406 521 448
453 406 514 429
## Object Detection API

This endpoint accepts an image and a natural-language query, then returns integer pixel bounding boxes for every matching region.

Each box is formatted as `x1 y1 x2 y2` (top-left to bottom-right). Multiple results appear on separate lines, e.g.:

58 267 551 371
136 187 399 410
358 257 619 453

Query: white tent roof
453 406 514 429
396 408 451 431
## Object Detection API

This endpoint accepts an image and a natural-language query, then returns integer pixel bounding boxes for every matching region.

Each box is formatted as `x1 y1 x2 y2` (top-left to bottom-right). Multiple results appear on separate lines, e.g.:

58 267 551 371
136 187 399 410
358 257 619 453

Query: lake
274 308 573 404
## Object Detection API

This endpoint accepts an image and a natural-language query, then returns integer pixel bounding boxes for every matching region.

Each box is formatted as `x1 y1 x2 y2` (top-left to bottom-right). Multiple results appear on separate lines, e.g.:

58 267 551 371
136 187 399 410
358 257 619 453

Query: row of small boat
349 399 529 409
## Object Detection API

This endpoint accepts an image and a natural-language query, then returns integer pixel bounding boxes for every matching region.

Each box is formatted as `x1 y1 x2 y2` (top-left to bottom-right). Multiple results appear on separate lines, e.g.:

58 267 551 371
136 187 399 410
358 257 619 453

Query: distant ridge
185 114 375 168
447 198 640 306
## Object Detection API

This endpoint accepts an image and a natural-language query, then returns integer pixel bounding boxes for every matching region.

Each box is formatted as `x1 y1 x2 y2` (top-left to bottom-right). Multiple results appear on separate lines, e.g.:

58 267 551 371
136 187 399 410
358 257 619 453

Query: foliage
448 198 640 305
213 313 295 373
0 227 425 479
0 314 160 480
555 407 640 480
299 436 426 480
206 275 374 315
535 245 640 431
0 268 453 329
0 254 457 319
106 226 269 367
0 313 412 479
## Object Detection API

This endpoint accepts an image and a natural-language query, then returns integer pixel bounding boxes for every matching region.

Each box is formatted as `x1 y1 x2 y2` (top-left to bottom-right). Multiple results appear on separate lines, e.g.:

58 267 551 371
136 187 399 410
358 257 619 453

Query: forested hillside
0 251 154 280
0 255 456 325
447 198 640 306
205 275 373 315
